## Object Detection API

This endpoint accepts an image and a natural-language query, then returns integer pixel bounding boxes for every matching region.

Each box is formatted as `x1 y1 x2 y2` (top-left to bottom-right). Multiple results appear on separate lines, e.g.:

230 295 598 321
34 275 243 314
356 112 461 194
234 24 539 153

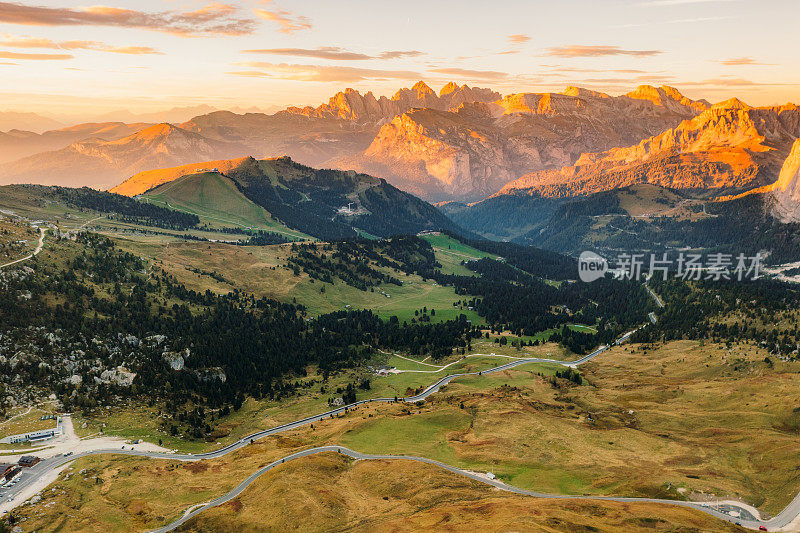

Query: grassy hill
142 171 310 240
116 156 470 241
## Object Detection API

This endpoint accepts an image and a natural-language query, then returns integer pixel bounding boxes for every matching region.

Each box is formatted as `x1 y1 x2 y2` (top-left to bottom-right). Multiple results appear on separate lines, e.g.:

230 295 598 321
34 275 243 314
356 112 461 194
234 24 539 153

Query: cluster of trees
443 231 577 280
284 237 441 291
243 230 293 246
45 186 200 229
634 276 800 357
287 244 402 290
434 258 652 343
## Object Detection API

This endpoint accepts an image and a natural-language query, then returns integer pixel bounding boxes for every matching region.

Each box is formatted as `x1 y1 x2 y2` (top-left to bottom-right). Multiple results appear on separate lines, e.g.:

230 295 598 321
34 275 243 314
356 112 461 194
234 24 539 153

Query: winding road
0 226 46 269
1 288 795 531
3 324 795 532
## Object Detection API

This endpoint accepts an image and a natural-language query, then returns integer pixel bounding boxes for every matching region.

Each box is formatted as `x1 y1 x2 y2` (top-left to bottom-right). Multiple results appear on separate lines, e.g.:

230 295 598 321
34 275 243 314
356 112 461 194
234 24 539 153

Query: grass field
420 233 498 276
343 340 800 514
0 405 59 440
0 217 39 263
141 172 309 240
13 339 798 531
121 239 485 325
178 452 740 533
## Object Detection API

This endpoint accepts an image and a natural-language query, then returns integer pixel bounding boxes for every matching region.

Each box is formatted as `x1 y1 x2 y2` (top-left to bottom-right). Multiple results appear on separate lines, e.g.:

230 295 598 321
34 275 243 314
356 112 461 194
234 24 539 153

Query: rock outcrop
282 81 500 123
334 85 711 201
497 101 800 198
771 138 800 222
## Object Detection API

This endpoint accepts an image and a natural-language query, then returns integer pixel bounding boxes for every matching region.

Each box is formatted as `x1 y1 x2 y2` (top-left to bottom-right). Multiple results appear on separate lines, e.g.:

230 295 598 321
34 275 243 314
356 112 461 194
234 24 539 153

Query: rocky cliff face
771 138 800 222
497 101 800 198
334 85 711 201
282 81 500 123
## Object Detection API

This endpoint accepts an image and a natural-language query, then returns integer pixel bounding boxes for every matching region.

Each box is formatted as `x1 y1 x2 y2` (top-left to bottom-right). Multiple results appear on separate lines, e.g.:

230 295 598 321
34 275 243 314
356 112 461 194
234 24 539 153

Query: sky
0 0 798 120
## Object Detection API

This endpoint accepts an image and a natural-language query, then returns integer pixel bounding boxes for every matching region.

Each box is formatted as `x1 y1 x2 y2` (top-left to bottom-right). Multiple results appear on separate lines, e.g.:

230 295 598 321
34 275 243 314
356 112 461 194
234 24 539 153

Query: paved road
147 446 787 533
0 227 46 269
645 283 665 308
0 335 625 514
1 314 792 531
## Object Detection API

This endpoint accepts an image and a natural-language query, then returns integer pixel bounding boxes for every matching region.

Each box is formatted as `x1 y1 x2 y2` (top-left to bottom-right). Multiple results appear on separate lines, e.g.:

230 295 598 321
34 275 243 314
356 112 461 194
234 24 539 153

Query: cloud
379 50 423 59
0 35 160 54
253 2 311 33
546 45 662 57
0 1 255 36
639 0 736 5
543 65 651 73
719 57 772 66
428 67 508 80
230 62 422 82
243 47 425 61
508 34 530 44
0 50 71 59
243 47 370 60
695 77 760 86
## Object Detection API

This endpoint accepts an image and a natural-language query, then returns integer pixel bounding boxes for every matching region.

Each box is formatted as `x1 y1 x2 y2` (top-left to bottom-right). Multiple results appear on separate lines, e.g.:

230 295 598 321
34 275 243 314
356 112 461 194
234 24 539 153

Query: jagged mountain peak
713 97 752 110
561 86 611 99
439 81 461 97
411 80 435 95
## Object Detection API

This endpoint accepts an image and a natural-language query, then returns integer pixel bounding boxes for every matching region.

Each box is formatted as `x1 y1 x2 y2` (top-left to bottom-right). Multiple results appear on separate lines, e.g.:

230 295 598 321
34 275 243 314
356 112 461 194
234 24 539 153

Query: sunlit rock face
496 101 800 199
333 85 713 202
772 138 800 222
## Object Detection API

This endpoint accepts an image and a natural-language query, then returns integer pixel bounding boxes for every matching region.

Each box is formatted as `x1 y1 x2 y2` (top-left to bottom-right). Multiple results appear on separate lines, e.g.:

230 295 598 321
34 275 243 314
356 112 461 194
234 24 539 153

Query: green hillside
420 232 498 275
142 172 310 240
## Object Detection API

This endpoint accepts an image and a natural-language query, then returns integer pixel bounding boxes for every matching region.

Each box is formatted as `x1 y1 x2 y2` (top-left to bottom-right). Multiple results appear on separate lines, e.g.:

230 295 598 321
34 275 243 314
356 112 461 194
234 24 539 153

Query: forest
0 233 476 439
634 276 800 357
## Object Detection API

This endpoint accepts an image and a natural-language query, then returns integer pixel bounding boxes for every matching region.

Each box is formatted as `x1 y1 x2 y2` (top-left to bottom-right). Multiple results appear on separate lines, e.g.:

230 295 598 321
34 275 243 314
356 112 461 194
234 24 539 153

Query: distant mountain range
1 81 799 233
333 85 711 201
0 123 245 190
497 99 799 198
0 111 63 134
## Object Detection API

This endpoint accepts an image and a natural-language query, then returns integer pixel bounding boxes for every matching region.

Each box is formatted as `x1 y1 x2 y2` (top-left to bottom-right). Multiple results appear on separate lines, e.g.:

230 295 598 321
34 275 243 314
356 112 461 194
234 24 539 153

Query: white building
0 416 63 444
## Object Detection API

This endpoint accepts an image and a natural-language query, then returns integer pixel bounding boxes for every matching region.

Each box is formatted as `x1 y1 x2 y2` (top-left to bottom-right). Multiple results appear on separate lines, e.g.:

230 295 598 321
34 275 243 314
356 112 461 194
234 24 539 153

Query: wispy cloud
546 45 662 57
542 65 651 74
230 62 422 82
508 34 530 44
428 67 508 80
379 50 424 59
719 56 773 66
243 47 370 60
253 1 311 33
0 50 71 60
0 1 255 36
639 0 737 6
0 35 160 54
242 47 425 61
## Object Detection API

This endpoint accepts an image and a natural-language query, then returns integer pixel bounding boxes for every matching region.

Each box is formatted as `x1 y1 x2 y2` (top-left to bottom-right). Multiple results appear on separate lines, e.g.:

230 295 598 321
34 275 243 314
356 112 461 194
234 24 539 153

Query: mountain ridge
332 84 712 201
113 155 469 241
496 100 800 199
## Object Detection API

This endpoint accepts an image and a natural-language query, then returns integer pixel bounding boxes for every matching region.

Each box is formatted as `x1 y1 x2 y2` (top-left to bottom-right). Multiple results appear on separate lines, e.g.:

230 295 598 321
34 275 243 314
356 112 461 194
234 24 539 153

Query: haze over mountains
1 81 798 224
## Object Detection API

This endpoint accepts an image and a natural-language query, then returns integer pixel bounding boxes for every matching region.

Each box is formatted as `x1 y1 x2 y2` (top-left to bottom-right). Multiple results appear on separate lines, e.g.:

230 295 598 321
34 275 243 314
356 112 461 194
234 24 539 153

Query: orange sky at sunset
0 0 797 122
